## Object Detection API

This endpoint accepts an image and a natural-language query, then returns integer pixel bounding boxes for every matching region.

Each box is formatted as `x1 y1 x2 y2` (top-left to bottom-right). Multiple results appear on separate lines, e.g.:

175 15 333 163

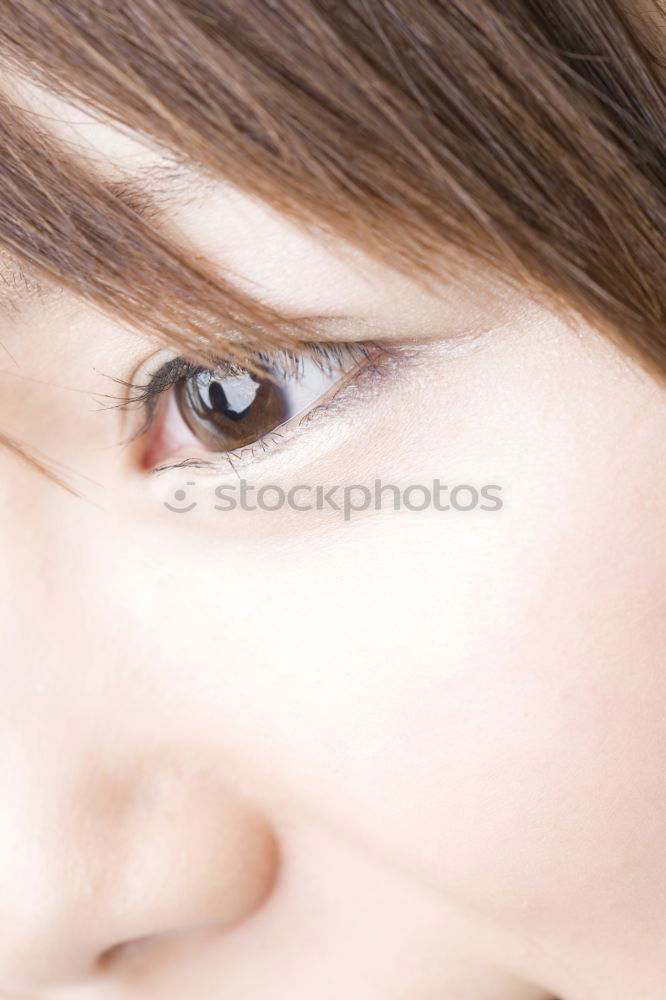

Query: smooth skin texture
1 79 666 1000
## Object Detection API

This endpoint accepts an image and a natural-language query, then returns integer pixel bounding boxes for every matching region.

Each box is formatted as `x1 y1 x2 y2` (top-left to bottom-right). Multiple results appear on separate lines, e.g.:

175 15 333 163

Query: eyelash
113 341 388 472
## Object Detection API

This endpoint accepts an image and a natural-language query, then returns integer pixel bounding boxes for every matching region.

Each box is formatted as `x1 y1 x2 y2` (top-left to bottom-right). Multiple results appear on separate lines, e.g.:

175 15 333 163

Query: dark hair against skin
0 0 663 374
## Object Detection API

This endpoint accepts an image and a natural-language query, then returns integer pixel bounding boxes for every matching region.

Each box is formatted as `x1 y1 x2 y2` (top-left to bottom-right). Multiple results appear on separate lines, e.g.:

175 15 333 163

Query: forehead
0 71 523 340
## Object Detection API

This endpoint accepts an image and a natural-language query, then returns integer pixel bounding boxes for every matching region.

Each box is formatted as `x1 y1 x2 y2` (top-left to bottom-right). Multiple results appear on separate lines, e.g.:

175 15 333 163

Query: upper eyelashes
116 342 379 470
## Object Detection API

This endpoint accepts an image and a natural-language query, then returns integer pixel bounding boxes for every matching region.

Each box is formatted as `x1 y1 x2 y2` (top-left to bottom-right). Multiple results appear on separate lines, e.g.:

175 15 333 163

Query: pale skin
1 74 666 1000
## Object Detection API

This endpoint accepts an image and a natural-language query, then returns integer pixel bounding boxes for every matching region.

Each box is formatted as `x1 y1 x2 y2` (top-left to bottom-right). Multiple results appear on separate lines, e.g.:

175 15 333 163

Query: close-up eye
126 345 370 469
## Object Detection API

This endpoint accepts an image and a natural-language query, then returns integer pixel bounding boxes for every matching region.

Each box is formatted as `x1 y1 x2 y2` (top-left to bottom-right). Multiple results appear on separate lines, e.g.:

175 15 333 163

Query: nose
0 459 280 992
0 744 279 992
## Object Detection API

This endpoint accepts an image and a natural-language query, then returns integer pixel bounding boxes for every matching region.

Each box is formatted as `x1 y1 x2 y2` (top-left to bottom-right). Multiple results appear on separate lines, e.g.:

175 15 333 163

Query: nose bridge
0 463 278 996
0 475 278 992
0 747 92 988
0 461 125 704
0 464 81 648
0 734 279 991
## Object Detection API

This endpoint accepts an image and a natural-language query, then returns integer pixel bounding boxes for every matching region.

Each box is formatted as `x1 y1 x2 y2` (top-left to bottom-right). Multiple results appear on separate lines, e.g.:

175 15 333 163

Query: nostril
89 774 281 981
96 923 222 972
0 764 280 992
95 922 237 980
97 933 162 970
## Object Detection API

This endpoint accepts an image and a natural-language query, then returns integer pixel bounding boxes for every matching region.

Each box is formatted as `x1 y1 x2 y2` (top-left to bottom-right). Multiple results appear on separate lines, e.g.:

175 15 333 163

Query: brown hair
0 0 663 371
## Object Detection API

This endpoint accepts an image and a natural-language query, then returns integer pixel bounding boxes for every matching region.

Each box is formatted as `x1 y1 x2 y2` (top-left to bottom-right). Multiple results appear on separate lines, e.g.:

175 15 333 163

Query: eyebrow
0 256 48 310
0 157 369 349
0 158 212 484
108 158 209 217
0 157 211 314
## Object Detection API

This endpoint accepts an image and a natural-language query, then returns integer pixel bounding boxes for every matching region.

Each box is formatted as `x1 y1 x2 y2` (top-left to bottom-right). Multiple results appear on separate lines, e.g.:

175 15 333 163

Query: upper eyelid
95 341 388 461
126 342 365 402
129 341 375 415
109 341 374 472
148 343 400 477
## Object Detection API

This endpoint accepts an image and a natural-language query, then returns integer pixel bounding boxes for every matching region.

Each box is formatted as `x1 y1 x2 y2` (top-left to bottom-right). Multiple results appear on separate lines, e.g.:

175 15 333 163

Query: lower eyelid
150 378 345 475
148 344 402 476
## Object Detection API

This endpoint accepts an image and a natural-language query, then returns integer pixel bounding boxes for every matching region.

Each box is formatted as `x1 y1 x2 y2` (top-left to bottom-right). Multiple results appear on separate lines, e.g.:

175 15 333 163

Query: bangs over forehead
0 0 663 369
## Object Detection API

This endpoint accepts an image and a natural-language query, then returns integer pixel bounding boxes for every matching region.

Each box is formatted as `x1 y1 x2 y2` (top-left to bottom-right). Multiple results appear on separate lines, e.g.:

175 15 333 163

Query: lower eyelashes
116 342 390 472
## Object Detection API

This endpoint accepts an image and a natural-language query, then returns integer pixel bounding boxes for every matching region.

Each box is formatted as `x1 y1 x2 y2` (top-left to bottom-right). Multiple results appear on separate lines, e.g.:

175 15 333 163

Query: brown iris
175 368 290 451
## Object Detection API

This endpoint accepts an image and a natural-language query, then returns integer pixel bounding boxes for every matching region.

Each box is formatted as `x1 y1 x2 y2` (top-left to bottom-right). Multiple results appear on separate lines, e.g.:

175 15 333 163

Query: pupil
178 365 289 452
201 372 260 422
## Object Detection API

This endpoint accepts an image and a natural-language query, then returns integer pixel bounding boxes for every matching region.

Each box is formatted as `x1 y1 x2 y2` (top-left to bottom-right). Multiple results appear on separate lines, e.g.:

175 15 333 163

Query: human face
1 80 666 1000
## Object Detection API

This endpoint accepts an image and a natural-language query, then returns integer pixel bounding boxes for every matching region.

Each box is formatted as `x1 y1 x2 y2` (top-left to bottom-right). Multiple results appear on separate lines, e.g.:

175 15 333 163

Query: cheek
115 465 666 941
119 332 666 967
36 312 666 981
